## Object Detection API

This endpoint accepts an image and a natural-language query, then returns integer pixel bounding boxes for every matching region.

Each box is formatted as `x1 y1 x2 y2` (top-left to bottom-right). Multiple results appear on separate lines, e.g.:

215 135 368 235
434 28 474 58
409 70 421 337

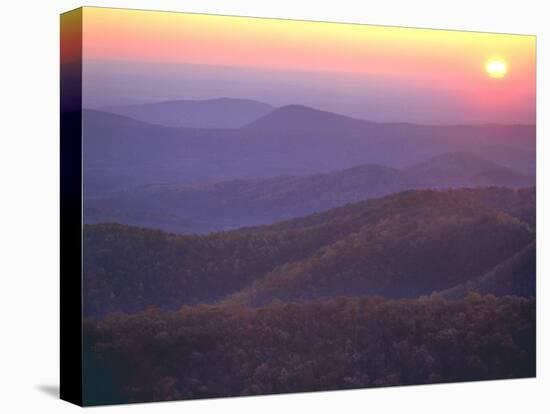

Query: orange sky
80 7 536 124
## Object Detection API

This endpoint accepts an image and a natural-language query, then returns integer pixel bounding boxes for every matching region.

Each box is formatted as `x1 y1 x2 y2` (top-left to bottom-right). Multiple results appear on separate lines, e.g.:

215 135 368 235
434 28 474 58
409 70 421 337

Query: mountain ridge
85 150 534 234
243 104 375 132
406 151 534 189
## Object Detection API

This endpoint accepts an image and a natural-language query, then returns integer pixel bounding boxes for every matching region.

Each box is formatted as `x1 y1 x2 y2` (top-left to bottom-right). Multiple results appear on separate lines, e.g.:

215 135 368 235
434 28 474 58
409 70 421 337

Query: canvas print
61 6 536 406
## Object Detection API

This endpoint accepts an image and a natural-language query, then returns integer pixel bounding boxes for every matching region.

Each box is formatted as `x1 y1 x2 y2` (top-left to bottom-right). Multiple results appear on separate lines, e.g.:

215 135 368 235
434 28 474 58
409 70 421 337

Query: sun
486 59 507 79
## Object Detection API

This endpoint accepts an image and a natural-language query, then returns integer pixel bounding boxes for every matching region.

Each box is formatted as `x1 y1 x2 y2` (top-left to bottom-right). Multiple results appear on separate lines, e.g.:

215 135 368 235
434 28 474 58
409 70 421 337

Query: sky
80 7 536 124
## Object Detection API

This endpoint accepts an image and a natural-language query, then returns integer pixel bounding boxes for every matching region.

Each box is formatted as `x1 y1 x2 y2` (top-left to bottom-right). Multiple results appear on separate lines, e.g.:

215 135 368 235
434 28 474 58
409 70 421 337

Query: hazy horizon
81 8 536 125
83 59 535 126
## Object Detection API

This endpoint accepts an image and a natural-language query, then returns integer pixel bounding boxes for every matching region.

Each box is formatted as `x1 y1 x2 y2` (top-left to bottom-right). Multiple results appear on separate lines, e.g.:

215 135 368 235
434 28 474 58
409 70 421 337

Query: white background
0 0 547 412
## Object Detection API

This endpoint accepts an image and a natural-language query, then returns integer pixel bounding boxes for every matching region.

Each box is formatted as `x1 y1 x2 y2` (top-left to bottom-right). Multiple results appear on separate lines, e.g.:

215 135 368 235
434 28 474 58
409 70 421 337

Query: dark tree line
84 294 535 405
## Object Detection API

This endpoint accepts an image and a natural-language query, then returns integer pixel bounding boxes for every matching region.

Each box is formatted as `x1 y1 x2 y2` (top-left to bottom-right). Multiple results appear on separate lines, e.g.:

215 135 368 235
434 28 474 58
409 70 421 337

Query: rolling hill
223 190 534 306
85 151 534 234
84 163 417 233
406 152 534 189
83 188 535 317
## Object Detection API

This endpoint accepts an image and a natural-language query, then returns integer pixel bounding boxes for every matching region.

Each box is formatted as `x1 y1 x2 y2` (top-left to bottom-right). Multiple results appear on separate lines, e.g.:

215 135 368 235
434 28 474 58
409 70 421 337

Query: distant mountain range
84 163 414 233
104 97 274 128
85 152 534 234
406 152 533 188
245 104 535 154
83 99 535 233
83 188 535 317
83 102 535 200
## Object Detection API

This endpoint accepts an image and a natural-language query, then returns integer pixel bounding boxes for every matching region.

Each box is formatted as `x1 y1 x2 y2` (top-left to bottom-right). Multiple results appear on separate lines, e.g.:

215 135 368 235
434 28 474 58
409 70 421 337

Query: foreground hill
83 295 535 404
83 189 535 316
104 98 274 128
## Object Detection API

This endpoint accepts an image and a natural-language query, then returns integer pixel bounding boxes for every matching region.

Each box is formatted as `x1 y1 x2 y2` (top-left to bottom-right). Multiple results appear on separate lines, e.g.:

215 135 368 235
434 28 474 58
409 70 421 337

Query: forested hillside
440 242 536 299
83 294 535 404
84 188 535 316
224 190 533 306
